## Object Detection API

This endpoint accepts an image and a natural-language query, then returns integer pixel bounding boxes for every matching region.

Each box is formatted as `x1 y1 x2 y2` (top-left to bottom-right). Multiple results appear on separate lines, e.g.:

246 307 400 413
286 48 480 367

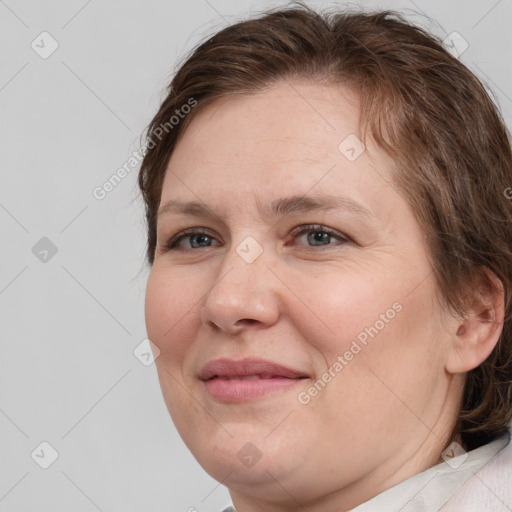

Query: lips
198 358 309 402
198 358 309 381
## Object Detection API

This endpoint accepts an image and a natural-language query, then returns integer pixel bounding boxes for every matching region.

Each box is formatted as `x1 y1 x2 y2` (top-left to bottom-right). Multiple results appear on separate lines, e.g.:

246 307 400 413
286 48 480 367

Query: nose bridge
216 233 269 288
200 236 279 331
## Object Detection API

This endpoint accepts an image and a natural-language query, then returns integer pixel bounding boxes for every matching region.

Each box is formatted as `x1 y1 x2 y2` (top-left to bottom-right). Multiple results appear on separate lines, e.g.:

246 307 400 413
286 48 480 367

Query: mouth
199 358 309 402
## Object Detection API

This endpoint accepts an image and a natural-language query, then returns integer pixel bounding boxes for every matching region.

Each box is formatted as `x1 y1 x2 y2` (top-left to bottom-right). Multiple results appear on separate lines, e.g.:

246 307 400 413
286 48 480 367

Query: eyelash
163 224 351 252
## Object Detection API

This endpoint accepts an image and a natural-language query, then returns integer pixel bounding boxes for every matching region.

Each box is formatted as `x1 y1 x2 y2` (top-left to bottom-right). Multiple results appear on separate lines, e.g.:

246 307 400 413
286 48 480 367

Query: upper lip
198 358 309 380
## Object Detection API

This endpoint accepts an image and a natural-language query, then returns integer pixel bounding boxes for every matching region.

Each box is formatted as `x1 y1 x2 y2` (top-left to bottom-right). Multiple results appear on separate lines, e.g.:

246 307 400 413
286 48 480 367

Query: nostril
235 318 259 326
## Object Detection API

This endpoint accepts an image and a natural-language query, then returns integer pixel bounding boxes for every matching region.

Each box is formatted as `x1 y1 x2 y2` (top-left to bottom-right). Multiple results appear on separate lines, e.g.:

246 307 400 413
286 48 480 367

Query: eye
289 224 350 248
164 228 220 250
161 224 350 253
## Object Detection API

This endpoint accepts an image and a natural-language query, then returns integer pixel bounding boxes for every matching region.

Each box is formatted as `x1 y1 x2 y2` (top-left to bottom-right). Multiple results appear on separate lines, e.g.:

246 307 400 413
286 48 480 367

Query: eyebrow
158 199 223 222
157 194 374 220
262 195 373 219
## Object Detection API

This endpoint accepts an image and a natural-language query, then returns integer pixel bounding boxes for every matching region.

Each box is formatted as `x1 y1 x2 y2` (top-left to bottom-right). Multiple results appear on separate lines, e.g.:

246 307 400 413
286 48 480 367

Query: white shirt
351 429 511 511
221 426 511 512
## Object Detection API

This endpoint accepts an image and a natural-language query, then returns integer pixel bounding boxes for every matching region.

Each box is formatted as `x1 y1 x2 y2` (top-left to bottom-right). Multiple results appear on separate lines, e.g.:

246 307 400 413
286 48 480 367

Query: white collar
350 432 510 512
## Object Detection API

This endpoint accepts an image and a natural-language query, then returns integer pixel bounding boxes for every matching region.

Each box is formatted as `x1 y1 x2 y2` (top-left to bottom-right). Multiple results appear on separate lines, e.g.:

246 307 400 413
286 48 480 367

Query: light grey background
1 0 511 511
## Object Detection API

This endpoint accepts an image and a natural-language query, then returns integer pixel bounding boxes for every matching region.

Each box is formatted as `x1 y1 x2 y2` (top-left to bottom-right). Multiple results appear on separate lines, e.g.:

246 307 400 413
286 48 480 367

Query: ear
445 269 505 374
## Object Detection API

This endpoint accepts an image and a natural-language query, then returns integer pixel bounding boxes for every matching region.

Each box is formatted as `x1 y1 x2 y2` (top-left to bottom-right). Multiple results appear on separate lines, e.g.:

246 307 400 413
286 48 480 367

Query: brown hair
138 3 512 450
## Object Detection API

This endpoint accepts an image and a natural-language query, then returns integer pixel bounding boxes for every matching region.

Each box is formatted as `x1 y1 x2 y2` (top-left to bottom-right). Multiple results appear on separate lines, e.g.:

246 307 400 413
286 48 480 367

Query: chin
185 425 307 485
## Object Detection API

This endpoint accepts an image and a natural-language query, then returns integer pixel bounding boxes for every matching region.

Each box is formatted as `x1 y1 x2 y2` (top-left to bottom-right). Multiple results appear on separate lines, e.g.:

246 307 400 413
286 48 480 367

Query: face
145 80 461 509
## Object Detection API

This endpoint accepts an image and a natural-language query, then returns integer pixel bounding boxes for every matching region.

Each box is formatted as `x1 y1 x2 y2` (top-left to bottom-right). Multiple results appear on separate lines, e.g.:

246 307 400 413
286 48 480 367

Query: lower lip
203 377 305 402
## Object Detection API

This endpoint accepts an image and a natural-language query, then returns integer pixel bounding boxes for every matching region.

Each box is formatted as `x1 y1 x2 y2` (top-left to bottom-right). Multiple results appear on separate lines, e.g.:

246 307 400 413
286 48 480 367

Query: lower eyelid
290 237 349 248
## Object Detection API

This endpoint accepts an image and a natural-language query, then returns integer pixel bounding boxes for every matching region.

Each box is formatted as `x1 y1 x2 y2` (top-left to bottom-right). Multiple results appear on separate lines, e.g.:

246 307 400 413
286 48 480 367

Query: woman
138 4 512 511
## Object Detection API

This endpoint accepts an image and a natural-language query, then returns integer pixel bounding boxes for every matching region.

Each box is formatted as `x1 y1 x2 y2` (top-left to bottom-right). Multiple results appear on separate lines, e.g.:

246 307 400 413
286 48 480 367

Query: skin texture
145 80 503 512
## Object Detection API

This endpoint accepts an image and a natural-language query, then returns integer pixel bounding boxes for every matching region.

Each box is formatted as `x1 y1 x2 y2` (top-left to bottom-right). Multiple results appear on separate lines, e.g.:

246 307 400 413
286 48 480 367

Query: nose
199 245 280 335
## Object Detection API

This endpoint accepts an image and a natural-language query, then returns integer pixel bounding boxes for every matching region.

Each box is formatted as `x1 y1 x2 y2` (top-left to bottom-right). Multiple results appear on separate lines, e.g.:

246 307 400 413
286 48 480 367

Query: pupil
191 235 210 248
308 231 330 246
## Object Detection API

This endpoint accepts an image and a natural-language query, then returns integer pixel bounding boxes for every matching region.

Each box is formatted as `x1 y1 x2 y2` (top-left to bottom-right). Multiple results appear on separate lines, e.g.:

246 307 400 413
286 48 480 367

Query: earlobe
445 269 505 374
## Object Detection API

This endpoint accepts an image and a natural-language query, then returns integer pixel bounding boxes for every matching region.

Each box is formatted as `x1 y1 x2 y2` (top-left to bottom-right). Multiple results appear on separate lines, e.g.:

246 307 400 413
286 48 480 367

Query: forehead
161 80 397 217
172 80 361 168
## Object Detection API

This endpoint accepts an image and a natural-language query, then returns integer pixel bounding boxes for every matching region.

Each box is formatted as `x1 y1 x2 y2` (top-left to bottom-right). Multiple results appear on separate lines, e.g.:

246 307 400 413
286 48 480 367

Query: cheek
145 266 205 426
145 266 201 364
289 266 402 356
291 261 442 381
291 269 445 443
